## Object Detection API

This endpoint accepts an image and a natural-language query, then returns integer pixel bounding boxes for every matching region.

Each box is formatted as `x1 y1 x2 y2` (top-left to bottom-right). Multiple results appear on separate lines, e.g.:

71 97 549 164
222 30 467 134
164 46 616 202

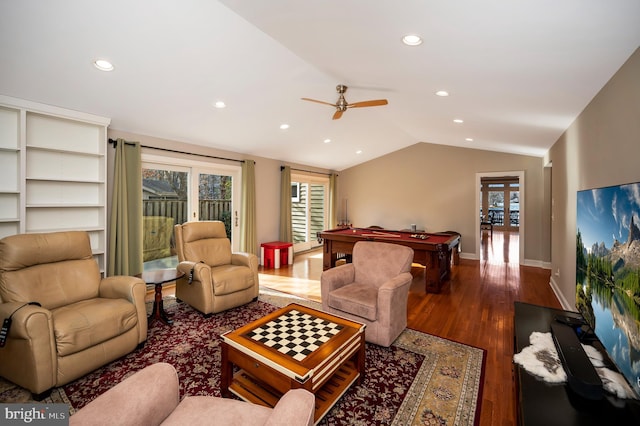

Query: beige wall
547 47 640 309
106 129 332 255
336 142 549 264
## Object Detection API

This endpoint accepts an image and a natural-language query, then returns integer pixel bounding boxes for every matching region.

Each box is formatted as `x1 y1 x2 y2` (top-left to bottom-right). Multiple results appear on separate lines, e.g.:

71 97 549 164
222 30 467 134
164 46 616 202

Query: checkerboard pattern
246 310 344 361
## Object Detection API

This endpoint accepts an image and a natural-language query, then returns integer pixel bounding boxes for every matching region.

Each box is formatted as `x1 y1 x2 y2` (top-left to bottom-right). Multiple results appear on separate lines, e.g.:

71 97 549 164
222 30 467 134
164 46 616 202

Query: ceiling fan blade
301 98 336 107
332 109 343 120
348 99 388 108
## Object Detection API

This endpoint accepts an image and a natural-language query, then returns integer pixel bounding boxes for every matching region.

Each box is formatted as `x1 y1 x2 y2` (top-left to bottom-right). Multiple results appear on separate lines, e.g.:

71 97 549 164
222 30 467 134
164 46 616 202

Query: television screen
576 181 640 399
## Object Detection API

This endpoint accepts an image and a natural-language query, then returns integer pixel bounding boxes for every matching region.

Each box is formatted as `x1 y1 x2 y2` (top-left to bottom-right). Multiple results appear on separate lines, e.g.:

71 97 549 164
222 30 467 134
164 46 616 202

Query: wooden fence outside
143 199 231 225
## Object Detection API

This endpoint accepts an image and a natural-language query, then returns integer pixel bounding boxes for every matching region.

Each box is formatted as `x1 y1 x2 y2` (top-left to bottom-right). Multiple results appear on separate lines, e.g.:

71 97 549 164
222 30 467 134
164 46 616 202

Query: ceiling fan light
402 34 423 46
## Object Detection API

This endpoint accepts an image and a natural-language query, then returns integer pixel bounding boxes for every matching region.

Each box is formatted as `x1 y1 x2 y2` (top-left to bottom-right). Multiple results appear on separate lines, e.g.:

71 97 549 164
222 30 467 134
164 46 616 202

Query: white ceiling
1 1 639 170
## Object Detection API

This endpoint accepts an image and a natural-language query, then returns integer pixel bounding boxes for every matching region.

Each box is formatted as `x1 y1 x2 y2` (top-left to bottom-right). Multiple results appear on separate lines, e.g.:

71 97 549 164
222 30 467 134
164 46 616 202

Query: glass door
481 178 520 231
291 174 329 253
142 155 241 270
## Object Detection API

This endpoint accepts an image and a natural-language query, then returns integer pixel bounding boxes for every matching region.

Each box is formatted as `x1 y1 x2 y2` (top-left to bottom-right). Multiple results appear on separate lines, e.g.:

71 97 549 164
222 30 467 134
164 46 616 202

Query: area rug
1 291 485 425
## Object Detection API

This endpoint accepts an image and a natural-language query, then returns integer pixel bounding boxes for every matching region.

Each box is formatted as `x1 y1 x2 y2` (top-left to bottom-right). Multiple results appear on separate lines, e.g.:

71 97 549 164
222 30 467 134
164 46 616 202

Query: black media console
514 302 640 426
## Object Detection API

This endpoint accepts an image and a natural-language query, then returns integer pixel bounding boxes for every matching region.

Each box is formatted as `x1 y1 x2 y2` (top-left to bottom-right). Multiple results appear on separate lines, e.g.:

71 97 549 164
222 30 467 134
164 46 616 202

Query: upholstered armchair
321 241 414 347
0 231 147 396
70 363 315 426
174 221 259 315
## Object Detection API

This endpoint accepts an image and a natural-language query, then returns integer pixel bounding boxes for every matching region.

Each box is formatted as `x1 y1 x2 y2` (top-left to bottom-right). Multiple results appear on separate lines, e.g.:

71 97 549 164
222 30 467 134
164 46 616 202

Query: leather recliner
174 221 259 315
0 231 147 396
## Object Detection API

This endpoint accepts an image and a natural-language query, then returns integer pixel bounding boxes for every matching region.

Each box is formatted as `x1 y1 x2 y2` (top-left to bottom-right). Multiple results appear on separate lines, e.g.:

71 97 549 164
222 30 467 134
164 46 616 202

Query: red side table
260 241 293 269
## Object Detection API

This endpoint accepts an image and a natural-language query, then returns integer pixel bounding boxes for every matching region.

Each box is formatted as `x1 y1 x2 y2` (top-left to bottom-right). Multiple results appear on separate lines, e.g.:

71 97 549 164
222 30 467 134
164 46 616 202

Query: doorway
291 173 329 253
476 171 524 263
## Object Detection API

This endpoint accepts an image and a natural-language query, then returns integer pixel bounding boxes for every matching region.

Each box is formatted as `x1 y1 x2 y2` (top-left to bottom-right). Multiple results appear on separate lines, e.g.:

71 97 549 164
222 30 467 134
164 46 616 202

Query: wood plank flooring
258 231 560 426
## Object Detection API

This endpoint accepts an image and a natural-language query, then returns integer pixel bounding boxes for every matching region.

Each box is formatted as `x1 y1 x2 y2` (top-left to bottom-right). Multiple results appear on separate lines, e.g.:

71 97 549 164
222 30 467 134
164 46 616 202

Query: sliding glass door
141 154 241 269
291 173 329 253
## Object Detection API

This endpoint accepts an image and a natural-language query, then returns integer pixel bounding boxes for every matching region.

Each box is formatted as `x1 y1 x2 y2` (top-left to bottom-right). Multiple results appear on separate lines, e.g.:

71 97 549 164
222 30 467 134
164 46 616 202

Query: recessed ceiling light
279 124 290 130
213 101 226 108
453 119 464 124
435 90 449 97
324 139 331 144
402 34 423 46
93 59 114 71
356 150 363 154
465 138 474 142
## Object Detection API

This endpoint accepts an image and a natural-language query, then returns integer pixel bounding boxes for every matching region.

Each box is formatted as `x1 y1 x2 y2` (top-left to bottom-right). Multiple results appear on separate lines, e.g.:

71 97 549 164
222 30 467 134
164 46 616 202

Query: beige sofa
70 362 315 426
174 221 259 315
0 231 147 396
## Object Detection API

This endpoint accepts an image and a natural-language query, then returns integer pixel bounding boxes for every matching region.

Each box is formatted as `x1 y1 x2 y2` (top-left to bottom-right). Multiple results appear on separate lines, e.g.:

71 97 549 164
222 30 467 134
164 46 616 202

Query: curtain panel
240 160 257 255
279 166 293 242
108 139 143 276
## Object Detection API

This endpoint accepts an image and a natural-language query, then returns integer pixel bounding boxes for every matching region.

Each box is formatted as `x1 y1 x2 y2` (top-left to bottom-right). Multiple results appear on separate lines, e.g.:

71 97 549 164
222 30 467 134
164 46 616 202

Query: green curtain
108 139 143 276
279 166 292 242
240 160 257 255
329 173 338 229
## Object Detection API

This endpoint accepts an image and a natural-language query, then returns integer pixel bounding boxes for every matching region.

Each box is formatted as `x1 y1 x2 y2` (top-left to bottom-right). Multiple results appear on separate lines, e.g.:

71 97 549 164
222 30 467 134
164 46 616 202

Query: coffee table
221 303 366 423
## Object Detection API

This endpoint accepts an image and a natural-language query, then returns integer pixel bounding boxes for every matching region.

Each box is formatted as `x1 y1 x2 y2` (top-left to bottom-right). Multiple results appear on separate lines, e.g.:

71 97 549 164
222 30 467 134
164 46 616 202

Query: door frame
291 172 329 253
475 170 525 263
142 153 242 251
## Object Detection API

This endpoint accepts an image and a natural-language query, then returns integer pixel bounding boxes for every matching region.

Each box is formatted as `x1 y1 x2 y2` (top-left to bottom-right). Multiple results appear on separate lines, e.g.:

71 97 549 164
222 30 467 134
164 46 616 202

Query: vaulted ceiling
1 1 638 170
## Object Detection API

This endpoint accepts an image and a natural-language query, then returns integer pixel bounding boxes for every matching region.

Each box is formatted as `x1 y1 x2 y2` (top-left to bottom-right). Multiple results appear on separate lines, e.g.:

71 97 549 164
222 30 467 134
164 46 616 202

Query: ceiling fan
301 84 388 120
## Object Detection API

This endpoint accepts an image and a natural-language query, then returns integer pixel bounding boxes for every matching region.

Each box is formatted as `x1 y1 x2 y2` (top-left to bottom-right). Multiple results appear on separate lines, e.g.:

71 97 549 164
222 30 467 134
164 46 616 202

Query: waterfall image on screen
576 181 640 399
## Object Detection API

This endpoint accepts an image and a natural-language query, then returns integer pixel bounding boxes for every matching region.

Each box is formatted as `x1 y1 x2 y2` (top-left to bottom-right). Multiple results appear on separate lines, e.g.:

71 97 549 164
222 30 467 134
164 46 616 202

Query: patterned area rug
0 290 485 425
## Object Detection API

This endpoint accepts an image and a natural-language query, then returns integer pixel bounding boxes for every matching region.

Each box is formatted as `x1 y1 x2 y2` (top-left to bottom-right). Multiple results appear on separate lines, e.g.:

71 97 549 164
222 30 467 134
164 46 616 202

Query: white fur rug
513 331 637 399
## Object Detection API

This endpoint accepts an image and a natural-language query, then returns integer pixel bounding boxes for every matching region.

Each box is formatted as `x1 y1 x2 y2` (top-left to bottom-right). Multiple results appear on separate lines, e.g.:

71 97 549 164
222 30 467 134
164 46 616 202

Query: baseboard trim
549 276 574 311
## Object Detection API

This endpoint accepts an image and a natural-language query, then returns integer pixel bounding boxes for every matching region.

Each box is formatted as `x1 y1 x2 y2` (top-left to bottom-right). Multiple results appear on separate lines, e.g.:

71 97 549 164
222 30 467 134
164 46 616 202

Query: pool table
318 227 460 293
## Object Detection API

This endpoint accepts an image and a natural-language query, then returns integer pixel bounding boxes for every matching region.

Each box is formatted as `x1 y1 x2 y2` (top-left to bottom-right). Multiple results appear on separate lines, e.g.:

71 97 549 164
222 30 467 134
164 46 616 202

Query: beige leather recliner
0 231 147 396
321 241 414 347
174 221 259 315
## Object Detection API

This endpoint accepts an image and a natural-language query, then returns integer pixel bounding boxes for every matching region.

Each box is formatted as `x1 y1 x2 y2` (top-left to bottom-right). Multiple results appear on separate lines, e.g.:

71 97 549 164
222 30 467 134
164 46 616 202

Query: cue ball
352 229 356 233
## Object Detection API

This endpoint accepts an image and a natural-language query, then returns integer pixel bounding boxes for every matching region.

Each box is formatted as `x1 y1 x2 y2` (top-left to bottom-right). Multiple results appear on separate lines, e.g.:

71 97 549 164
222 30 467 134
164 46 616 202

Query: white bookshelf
0 96 110 273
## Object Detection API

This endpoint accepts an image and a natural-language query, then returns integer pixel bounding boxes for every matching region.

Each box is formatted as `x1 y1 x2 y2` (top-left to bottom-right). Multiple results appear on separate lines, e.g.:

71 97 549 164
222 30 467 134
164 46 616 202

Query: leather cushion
53 298 138 357
328 282 378 321
210 264 254 295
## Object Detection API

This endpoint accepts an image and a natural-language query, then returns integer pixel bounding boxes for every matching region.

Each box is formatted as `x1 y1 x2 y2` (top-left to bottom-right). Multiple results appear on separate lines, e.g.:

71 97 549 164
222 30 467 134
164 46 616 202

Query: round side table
138 269 184 326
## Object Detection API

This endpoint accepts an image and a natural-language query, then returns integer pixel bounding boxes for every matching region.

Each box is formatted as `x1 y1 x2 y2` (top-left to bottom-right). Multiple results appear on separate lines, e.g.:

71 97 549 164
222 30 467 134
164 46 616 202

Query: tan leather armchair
321 241 414 347
0 231 147 396
174 221 259 315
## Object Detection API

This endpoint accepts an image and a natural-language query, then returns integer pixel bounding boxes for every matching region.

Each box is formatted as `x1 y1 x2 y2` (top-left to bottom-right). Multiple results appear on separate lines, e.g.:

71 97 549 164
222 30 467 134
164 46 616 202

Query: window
141 154 241 270
291 173 329 253
291 182 300 202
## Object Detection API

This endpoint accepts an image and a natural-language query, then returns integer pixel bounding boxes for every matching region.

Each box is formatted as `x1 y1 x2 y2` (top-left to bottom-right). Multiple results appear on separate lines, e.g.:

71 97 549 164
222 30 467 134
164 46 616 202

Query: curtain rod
281 166 335 176
108 139 245 164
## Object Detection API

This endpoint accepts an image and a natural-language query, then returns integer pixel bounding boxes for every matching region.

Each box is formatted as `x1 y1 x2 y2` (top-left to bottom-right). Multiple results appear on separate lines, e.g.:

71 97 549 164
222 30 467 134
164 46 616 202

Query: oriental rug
1 291 485 425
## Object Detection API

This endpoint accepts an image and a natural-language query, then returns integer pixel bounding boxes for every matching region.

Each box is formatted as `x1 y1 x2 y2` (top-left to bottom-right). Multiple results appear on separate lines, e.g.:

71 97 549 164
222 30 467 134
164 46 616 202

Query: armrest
376 271 413 326
265 389 315 426
99 276 147 344
231 252 259 272
70 363 180 426
320 263 355 293
177 261 211 283
0 302 56 394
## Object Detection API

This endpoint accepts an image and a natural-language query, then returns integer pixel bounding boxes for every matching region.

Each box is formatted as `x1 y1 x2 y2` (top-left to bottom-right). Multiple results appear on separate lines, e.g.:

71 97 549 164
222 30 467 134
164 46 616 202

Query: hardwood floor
258 231 561 426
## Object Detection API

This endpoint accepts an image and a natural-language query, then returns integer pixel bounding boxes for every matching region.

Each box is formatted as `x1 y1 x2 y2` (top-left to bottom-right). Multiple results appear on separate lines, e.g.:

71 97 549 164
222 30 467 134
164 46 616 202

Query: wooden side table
138 269 184 326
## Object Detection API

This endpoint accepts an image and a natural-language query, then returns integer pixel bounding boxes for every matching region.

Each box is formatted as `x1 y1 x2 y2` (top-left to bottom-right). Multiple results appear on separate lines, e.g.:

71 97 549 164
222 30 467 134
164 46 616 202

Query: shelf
26 145 104 157
0 218 19 223
26 177 104 184
26 204 103 208
0 147 20 152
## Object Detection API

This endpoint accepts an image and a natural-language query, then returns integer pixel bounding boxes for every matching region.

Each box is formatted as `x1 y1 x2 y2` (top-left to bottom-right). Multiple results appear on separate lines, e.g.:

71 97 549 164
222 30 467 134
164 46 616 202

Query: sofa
70 362 315 426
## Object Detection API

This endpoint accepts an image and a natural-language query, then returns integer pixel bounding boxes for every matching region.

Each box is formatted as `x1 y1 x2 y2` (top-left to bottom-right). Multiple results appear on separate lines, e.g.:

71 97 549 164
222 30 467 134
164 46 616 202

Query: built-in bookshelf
0 96 111 273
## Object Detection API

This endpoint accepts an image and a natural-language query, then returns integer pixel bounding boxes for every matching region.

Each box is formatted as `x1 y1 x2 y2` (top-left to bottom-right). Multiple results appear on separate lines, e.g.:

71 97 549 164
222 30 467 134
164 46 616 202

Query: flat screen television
576 181 640 399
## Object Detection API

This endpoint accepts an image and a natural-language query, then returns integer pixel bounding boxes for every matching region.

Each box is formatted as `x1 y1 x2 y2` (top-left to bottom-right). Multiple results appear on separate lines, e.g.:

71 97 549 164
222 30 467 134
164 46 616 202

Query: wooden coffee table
221 303 365 423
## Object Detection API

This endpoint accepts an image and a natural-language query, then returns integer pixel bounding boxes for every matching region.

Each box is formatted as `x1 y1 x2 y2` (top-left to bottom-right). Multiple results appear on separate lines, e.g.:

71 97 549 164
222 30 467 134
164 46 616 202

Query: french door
291 173 329 253
141 154 241 269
